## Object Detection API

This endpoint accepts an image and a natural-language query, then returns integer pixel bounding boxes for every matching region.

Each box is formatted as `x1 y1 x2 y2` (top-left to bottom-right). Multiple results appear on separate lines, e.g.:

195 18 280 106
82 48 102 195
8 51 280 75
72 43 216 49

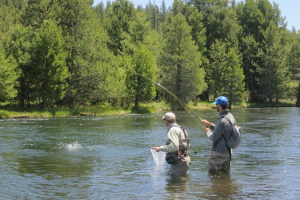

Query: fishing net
150 148 166 165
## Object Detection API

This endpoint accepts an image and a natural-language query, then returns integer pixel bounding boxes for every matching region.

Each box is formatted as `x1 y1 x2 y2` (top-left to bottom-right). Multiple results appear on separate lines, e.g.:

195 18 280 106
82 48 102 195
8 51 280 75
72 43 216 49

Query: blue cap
212 96 229 106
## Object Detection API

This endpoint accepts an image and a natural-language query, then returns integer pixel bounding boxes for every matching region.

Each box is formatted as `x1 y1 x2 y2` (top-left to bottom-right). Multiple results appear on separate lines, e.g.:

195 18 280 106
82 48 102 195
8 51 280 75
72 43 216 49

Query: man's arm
206 119 225 142
159 127 180 152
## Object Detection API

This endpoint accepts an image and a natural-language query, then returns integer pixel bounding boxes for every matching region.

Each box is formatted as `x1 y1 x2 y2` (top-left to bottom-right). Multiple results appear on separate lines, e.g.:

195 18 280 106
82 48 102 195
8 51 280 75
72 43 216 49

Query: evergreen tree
204 5 241 50
160 13 206 106
187 0 229 10
236 0 287 102
287 31 300 80
297 81 300 107
145 2 160 30
207 40 245 105
30 20 69 107
188 7 206 53
122 11 159 108
0 1 21 35
127 45 157 109
239 35 261 102
21 0 48 29
50 0 119 105
160 0 167 24
259 22 290 103
6 20 68 107
1 0 27 10
94 2 105 21
104 0 136 55
171 0 207 53
6 26 34 107
0 48 18 102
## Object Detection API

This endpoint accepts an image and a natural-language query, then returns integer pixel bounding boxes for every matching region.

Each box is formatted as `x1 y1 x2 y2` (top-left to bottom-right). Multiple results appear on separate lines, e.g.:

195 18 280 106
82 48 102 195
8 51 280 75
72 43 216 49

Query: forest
1 0 300 110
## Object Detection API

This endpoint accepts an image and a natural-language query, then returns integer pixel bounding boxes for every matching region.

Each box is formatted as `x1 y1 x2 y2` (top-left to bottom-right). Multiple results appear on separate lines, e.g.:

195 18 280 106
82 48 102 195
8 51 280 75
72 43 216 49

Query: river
0 107 299 199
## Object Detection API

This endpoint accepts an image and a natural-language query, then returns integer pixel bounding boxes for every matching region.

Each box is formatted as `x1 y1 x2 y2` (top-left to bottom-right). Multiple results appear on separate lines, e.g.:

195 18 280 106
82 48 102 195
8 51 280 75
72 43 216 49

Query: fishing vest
167 124 190 155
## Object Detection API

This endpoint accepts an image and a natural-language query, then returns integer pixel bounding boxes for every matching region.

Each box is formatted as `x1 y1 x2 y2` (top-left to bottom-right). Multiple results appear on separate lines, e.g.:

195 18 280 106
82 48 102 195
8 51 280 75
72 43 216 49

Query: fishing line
135 73 204 122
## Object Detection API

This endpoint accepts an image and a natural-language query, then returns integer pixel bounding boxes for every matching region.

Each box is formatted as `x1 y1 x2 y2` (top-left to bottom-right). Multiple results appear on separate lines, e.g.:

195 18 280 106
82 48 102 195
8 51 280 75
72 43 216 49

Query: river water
0 107 299 199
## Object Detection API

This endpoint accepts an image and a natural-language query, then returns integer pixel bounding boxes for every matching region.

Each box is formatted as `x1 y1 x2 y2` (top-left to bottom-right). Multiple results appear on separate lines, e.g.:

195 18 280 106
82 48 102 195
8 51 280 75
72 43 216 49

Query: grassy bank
0 100 297 119
0 102 170 119
0 104 131 119
245 100 296 108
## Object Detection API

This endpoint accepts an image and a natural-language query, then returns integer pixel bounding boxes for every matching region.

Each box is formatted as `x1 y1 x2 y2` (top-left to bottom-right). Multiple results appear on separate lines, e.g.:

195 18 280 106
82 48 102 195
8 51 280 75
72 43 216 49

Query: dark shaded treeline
0 0 299 109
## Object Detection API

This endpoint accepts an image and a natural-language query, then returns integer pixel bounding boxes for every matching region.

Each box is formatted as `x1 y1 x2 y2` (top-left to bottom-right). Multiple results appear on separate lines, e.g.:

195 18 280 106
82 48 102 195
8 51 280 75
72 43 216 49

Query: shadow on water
165 174 190 199
203 174 241 200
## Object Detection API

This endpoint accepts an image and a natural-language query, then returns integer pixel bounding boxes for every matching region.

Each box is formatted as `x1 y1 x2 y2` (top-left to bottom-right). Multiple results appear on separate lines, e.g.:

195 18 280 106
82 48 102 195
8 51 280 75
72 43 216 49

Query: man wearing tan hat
153 112 191 176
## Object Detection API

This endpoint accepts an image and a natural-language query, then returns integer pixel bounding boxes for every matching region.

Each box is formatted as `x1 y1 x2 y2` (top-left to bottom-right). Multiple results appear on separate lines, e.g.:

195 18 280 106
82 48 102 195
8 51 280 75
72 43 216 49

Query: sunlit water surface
0 107 300 199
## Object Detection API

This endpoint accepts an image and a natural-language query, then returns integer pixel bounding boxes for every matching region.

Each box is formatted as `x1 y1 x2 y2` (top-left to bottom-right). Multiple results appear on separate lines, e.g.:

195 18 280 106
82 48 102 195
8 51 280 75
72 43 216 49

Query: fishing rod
135 73 204 122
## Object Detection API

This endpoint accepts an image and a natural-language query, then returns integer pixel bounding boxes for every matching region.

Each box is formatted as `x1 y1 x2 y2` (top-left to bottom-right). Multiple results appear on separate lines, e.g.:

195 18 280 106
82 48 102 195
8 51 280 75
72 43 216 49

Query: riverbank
0 102 170 119
0 104 131 119
0 101 297 119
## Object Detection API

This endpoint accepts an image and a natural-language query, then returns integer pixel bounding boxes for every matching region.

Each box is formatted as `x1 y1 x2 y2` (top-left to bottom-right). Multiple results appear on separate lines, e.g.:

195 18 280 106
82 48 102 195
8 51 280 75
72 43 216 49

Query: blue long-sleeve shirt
207 110 236 153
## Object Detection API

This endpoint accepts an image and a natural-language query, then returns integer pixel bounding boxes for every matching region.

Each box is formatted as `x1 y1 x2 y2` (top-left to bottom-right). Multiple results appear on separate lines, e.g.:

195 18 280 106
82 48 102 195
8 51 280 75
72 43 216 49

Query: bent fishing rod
135 73 205 123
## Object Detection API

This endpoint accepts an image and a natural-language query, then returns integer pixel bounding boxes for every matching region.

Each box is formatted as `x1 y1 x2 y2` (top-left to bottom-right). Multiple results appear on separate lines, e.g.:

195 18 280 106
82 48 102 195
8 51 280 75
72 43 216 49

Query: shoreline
0 101 297 119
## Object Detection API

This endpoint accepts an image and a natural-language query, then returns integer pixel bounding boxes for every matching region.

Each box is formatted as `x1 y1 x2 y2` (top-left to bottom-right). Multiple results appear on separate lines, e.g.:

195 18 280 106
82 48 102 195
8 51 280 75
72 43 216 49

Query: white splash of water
150 148 166 165
65 141 82 151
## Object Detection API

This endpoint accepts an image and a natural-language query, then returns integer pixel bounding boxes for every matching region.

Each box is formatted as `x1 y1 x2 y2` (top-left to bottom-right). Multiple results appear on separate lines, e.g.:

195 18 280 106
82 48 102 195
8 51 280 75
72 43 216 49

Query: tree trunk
296 81 300 107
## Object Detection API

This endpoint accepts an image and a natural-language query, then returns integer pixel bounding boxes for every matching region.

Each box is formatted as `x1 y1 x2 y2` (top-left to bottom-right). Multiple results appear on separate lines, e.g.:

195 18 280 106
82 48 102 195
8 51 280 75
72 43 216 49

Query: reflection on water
206 174 240 200
165 175 189 198
0 107 300 199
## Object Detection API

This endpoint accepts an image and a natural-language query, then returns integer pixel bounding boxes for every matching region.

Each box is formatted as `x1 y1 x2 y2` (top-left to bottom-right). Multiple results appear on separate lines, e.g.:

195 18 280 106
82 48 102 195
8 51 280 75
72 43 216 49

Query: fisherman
200 96 237 175
153 112 190 176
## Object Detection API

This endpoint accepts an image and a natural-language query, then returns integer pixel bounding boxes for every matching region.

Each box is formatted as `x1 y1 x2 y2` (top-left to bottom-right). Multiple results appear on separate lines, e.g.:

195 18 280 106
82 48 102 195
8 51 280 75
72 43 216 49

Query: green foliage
104 0 136 55
297 81 300 107
145 2 160 30
120 11 160 108
207 41 246 104
0 0 299 109
127 45 157 108
49 0 120 105
287 31 300 80
21 0 49 28
160 13 207 104
236 0 292 102
94 2 106 20
0 49 18 101
6 20 68 107
258 22 291 102
31 20 69 106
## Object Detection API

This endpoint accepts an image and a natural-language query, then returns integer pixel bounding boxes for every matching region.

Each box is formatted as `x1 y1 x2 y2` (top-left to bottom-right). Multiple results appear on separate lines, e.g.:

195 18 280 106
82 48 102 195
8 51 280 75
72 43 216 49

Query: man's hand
204 127 210 134
154 147 160 152
201 119 212 127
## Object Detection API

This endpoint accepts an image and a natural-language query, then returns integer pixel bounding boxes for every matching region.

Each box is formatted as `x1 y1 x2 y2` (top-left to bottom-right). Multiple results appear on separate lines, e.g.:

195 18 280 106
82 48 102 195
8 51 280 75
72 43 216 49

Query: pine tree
160 0 167 24
104 0 136 55
259 22 290 103
122 11 159 109
207 40 246 105
127 45 157 109
236 0 287 102
287 31 300 80
94 2 105 20
30 20 69 107
6 26 34 107
50 0 119 105
0 48 18 102
297 81 300 107
160 13 206 106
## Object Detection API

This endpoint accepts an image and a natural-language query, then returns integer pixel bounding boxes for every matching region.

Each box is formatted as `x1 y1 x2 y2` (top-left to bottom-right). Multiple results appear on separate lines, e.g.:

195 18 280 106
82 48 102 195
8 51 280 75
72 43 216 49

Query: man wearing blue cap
200 96 237 175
